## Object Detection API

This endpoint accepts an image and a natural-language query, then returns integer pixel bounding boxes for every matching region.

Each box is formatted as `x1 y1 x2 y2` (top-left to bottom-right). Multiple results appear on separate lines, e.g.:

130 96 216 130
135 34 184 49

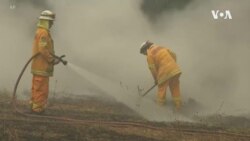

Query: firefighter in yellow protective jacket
30 10 60 114
140 41 182 110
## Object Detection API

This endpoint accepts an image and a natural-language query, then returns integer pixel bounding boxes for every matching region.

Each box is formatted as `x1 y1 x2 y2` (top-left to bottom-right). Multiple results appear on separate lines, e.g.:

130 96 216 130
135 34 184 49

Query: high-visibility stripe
172 96 181 102
158 71 181 85
148 64 156 69
39 36 48 47
156 97 166 105
31 70 53 77
31 102 44 112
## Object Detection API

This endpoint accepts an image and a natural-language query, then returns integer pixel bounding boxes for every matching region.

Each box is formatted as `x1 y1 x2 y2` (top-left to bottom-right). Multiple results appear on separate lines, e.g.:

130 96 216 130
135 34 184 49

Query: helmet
140 40 153 54
39 10 55 21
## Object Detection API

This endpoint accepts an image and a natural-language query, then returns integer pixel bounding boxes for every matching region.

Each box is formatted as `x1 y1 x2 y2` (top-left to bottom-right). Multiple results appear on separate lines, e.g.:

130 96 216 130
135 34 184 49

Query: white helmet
140 41 148 49
140 40 153 54
39 10 55 21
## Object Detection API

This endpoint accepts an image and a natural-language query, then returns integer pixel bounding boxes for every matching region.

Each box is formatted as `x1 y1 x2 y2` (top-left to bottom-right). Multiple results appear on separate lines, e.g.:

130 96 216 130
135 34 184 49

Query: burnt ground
0 92 250 141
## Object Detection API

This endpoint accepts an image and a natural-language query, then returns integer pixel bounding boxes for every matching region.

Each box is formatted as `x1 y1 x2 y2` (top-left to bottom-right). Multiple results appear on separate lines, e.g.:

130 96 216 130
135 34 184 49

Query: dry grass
0 92 250 141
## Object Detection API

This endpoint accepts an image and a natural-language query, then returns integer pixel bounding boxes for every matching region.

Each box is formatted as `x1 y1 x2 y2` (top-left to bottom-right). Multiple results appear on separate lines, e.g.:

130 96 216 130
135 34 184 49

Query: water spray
67 62 192 121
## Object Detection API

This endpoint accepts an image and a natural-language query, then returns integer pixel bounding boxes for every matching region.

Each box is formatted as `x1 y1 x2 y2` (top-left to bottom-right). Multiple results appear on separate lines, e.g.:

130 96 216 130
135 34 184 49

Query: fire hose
12 53 67 106
10 54 250 139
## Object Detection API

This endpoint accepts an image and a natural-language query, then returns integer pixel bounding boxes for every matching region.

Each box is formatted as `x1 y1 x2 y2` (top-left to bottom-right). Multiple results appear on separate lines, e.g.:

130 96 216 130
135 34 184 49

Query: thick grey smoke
1 0 250 120
140 0 193 22
0 0 51 90
145 0 250 115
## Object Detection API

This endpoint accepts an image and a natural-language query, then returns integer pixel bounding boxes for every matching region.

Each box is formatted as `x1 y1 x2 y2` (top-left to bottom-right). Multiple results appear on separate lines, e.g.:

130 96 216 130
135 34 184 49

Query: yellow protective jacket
147 44 181 85
31 26 55 77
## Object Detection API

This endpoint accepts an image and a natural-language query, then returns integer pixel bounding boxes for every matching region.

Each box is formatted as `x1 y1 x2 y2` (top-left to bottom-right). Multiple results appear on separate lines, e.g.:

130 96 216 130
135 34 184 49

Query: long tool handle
141 84 157 97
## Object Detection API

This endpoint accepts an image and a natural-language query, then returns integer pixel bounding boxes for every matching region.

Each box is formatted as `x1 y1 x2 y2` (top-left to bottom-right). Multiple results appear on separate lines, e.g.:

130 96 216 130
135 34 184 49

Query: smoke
1 0 250 120
145 0 250 115
0 0 51 90
68 62 191 121
10 0 51 9
140 0 193 22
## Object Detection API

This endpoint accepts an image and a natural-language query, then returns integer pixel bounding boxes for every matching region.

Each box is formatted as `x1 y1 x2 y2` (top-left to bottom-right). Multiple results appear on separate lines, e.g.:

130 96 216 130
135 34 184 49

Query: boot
174 100 181 112
156 98 166 106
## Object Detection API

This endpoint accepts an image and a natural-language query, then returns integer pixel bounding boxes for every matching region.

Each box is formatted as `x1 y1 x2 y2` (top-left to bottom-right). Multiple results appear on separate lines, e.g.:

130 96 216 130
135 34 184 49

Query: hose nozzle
62 60 68 65
59 55 67 66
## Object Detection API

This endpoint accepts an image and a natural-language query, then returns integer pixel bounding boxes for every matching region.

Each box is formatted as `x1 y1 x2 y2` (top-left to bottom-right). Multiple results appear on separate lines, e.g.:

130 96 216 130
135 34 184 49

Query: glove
53 58 60 65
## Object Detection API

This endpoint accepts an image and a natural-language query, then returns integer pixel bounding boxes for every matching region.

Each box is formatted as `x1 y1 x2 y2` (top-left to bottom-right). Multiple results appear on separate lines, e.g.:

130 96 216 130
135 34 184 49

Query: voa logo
211 10 232 20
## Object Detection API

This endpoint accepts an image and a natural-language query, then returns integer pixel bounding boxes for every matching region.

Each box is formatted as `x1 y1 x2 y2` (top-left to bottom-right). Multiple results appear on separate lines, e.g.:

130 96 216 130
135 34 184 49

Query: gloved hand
53 58 60 65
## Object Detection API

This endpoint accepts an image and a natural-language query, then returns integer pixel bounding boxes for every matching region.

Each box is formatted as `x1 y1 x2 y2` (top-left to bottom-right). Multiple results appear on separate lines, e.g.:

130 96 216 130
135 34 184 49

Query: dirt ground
0 92 250 141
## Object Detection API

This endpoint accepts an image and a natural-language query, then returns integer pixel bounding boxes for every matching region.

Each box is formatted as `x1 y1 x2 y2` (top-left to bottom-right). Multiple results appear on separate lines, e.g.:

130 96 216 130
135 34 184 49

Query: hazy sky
0 0 249 118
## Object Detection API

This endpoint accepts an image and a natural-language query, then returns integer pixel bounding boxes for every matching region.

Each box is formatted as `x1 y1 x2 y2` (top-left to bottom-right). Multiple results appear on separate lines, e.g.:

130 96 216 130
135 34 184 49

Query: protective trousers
30 75 49 113
156 74 181 110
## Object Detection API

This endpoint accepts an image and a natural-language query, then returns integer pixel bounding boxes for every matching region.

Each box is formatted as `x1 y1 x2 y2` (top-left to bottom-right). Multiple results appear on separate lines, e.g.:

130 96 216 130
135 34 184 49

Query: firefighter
30 10 60 114
140 41 182 111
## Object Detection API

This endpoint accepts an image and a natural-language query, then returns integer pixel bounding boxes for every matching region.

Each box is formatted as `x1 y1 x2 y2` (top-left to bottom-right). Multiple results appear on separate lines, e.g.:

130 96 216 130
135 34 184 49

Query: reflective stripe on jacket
31 27 54 77
147 45 181 85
